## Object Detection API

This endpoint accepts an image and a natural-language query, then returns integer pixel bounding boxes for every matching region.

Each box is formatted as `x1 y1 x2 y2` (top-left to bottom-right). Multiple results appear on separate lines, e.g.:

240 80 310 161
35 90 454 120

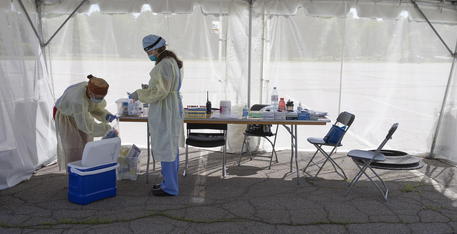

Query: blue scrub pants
160 152 179 195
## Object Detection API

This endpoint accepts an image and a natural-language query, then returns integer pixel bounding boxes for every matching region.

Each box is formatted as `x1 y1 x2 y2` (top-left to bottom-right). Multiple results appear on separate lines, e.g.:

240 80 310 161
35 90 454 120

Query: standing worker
54 75 118 170
129 34 184 196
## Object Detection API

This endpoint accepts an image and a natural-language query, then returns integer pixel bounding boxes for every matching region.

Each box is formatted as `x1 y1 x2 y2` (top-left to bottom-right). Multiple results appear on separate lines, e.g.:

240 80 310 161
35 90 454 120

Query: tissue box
274 111 287 120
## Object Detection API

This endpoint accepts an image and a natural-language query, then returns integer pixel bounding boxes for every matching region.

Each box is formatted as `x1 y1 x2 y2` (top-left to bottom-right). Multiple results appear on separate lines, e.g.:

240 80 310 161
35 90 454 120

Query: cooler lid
81 137 121 167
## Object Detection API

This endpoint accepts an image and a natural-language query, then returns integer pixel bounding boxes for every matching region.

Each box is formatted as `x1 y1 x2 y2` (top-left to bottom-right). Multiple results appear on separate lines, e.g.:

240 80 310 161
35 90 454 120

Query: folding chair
303 111 355 180
183 123 228 178
238 104 279 169
346 123 399 201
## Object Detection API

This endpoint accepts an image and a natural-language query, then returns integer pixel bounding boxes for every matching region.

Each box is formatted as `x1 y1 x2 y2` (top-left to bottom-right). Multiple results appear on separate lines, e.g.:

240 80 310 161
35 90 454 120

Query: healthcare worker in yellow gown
54 75 118 170
129 34 184 196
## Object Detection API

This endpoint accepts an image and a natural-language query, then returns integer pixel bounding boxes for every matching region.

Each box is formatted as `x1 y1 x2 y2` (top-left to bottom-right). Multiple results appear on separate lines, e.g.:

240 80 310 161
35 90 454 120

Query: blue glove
103 129 118 139
105 113 117 122
128 91 139 101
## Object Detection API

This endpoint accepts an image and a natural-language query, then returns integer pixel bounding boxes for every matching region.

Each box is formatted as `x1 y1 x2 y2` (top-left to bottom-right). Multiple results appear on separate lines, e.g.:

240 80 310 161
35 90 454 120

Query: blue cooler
67 137 121 205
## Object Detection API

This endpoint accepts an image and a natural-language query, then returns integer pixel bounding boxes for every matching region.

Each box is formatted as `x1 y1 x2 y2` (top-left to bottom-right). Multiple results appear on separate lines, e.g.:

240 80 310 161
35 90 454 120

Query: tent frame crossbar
18 0 87 48
18 0 43 46
411 0 454 57
43 0 88 47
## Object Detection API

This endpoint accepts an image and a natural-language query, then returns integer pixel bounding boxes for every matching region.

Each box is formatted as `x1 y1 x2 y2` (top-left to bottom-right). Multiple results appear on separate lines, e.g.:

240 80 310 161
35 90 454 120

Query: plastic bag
117 144 141 180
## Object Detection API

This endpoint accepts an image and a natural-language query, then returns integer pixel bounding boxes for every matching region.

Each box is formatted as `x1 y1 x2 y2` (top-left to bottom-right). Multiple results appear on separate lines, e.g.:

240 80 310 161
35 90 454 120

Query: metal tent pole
411 0 457 157
247 0 253 107
430 42 457 158
259 4 265 105
338 2 348 115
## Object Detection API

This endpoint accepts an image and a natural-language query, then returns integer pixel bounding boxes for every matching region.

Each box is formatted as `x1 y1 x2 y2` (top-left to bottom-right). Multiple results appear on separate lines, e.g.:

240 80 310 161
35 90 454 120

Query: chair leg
366 165 389 200
222 144 227 178
303 149 319 175
183 144 189 176
246 138 253 160
238 134 247 166
264 136 275 169
315 145 347 180
345 161 370 196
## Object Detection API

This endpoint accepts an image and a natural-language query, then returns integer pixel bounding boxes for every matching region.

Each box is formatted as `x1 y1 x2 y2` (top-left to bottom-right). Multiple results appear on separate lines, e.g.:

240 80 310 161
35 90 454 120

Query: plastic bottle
242 105 249 119
297 102 303 112
128 99 136 115
271 87 279 111
279 98 286 111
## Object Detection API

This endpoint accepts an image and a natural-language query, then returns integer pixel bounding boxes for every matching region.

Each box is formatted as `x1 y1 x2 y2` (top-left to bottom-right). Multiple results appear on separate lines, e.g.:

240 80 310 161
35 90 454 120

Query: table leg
294 125 299 185
151 131 155 171
146 123 150 184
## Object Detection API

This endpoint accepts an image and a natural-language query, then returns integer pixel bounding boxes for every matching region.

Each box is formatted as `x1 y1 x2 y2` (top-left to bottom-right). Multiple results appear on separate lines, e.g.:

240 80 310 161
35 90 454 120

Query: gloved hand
103 129 119 139
105 113 118 122
128 91 139 101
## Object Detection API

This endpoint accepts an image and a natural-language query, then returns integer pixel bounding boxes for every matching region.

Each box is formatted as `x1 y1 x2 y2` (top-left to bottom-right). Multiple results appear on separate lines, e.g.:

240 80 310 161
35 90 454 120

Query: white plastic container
115 98 129 116
128 99 142 116
220 100 231 117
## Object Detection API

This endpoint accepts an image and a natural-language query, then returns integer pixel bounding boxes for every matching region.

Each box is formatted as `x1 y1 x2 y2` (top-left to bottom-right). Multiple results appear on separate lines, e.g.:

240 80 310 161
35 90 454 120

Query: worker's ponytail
156 47 183 69
87 74 95 80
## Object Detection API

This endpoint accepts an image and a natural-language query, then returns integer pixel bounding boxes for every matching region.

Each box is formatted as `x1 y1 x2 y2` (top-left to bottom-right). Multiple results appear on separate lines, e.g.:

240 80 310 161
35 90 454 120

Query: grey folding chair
346 123 399 201
303 111 355 180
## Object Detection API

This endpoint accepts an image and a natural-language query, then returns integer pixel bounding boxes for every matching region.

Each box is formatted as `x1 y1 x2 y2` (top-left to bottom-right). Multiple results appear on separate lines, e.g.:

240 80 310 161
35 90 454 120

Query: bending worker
54 75 117 170
129 34 184 196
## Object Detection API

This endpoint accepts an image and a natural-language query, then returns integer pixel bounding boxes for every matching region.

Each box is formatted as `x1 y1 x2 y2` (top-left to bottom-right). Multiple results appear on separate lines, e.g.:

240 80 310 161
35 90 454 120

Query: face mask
148 55 158 61
91 97 103 103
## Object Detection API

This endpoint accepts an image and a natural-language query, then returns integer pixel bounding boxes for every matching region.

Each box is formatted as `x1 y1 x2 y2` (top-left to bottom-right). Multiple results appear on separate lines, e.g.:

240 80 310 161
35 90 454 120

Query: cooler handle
70 164 118 176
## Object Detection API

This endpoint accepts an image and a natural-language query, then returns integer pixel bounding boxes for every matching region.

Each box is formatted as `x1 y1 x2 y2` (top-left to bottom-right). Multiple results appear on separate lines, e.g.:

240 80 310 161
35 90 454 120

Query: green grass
400 184 419 193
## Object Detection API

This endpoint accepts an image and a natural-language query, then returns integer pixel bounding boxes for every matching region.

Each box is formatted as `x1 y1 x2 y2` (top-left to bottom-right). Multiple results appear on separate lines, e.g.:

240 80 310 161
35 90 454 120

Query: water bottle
271 87 278 111
242 105 249 119
297 102 303 112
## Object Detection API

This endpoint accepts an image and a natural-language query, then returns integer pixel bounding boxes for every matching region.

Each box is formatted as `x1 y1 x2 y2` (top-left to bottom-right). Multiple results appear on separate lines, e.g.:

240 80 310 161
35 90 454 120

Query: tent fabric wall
43 1 249 150
41 0 457 156
1 0 457 190
252 1 457 153
0 1 56 190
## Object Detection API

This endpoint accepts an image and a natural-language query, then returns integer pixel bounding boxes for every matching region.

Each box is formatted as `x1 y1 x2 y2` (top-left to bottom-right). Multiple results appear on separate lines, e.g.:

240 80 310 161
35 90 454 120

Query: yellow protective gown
55 82 112 170
136 57 184 162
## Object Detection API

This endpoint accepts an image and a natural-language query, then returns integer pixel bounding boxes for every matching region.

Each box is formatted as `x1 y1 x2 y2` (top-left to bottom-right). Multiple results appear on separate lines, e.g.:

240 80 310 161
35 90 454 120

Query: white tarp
0 1 56 189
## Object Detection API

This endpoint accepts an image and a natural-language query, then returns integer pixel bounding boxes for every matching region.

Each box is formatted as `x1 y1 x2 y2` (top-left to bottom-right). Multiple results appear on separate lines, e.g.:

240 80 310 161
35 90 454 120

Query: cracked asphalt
1 149 457 233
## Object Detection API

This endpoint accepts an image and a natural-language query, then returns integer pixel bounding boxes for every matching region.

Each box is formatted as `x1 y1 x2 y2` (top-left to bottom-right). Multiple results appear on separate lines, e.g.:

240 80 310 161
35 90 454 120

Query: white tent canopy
1 0 456 189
